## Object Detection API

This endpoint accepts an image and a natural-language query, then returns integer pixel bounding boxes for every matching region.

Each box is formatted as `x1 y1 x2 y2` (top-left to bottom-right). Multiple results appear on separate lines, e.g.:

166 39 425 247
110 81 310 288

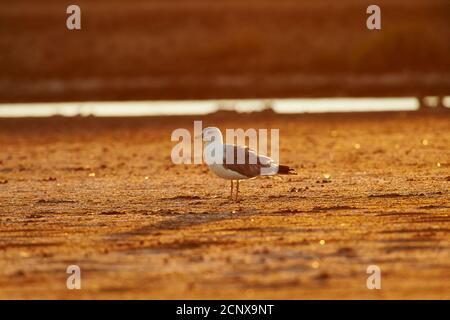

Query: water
0 97 447 118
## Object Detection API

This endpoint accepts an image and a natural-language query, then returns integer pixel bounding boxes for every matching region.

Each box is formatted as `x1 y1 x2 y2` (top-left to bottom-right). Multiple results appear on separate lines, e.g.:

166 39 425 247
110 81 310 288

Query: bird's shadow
107 209 260 241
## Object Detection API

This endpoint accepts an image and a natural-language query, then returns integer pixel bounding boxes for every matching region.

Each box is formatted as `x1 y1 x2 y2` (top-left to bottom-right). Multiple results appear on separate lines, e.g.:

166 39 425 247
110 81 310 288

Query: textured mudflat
0 111 449 299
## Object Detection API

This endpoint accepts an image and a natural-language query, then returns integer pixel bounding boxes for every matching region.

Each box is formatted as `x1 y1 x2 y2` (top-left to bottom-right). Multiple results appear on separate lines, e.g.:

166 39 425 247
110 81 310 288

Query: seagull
202 127 297 200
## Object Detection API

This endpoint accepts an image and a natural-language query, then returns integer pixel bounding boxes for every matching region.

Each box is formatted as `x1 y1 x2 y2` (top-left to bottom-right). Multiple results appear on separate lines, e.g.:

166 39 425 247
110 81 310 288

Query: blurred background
0 0 449 103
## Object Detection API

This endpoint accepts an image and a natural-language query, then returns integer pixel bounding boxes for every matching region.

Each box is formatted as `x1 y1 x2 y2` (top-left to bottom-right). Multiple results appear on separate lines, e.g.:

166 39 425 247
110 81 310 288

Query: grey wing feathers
222 144 272 178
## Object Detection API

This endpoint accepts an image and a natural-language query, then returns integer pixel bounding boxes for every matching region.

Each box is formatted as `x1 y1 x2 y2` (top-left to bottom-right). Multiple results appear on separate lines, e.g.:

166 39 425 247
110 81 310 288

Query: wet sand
0 110 449 299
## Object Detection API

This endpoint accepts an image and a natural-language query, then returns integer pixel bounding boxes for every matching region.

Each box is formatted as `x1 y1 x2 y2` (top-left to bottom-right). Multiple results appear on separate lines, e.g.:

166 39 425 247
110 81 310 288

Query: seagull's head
202 127 223 144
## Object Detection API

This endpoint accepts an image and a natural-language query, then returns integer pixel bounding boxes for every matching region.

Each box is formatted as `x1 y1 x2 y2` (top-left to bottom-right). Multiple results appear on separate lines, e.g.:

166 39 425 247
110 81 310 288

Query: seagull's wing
222 144 272 178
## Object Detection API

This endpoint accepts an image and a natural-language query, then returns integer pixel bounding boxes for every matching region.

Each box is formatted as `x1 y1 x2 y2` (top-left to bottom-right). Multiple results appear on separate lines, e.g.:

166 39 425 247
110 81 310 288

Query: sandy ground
0 110 449 299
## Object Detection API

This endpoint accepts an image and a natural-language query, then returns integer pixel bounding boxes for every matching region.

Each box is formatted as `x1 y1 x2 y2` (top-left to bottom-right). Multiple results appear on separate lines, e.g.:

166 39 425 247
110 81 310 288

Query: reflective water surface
0 97 447 117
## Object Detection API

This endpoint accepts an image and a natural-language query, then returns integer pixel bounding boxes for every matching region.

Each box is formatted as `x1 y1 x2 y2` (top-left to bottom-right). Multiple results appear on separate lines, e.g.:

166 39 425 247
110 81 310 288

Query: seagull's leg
235 180 240 201
230 180 234 199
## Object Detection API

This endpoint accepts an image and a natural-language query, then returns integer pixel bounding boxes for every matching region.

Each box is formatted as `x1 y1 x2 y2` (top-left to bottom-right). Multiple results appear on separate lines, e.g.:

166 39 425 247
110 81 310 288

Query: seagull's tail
277 165 297 175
